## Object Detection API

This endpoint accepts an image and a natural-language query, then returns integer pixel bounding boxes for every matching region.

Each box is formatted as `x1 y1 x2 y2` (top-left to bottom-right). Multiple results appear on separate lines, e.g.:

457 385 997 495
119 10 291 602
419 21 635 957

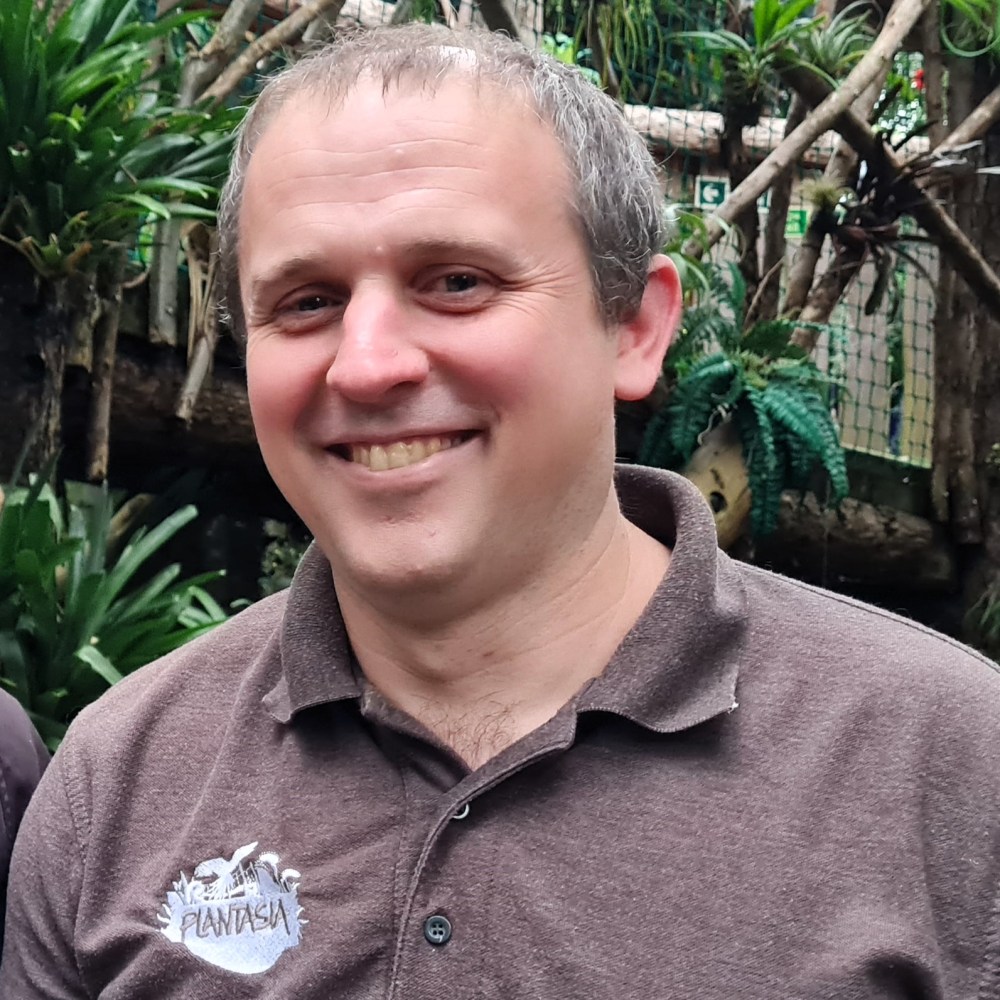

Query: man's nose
325 286 429 402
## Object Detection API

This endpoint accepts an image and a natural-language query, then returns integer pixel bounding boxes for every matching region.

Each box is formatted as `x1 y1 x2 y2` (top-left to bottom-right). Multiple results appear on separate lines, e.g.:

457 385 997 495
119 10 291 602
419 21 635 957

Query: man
3 23 1000 999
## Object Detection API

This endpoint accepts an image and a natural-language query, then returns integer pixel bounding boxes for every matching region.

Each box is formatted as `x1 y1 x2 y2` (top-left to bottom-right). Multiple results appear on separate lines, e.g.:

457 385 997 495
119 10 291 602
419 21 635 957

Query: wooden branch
176 224 219 424
148 218 182 347
930 81 1000 157
682 0 934 259
181 0 265 107
790 241 868 351
474 0 524 43
86 257 127 483
753 492 958 593
757 95 808 323
202 0 347 107
627 106 926 166
921 0 946 148
782 69 890 320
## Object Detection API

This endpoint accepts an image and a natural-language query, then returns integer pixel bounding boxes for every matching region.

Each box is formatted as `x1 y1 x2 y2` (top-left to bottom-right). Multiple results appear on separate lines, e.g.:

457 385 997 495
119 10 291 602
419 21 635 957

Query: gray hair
217 23 664 338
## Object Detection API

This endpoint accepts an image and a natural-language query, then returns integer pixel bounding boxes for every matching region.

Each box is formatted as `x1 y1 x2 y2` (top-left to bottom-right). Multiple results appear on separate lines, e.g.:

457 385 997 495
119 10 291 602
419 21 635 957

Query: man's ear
613 254 682 402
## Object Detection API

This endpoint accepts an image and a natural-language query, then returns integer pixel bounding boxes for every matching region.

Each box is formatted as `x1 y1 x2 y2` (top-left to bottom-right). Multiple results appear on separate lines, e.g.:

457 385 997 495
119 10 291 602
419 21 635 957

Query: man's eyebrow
400 236 520 263
247 255 329 308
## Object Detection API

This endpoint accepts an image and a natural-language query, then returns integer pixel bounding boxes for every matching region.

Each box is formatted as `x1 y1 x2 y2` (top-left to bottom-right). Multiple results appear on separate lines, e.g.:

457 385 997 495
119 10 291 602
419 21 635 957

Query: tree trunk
752 492 957 593
931 56 985 543
756 95 808 324
0 248 75 481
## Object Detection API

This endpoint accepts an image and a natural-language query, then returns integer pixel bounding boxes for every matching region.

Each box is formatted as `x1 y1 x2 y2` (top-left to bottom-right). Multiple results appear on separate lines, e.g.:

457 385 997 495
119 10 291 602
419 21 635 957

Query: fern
640 263 849 537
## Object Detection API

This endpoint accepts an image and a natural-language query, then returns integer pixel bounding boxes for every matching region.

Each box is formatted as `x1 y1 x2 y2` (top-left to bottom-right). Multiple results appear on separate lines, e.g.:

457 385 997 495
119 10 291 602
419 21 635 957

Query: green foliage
794 2 874 82
0 476 228 748
639 264 848 536
877 51 927 139
0 0 240 276
941 0 1000 60
258 521 310 599
677 0 874 123
548 0 668 100
662 205 721 296
967 580 1000 660
677 0 819 123
541 33 602 86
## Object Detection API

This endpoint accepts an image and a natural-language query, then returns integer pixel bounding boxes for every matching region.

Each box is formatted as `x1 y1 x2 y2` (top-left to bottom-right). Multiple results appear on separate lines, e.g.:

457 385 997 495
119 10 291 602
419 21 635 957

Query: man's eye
295 295 332 312
441 273 479 293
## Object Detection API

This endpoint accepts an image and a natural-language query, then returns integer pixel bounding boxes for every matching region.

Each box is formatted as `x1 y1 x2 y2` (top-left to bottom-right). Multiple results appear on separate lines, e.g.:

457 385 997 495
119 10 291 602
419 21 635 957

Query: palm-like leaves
0 477 228 748
0 0 240 276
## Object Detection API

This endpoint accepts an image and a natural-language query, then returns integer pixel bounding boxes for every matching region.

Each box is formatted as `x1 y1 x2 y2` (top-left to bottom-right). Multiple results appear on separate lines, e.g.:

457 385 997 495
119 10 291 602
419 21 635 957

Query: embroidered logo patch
158 841 305 973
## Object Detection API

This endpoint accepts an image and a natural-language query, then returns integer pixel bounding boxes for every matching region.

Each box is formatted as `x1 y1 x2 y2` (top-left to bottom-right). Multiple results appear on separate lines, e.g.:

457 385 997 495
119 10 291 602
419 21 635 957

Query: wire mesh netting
204 1 935 469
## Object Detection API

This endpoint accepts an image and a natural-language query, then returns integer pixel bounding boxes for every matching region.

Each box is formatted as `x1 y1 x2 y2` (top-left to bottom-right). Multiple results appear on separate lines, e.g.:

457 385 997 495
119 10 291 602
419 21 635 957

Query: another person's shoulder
0 687 48 945
0 688 48 835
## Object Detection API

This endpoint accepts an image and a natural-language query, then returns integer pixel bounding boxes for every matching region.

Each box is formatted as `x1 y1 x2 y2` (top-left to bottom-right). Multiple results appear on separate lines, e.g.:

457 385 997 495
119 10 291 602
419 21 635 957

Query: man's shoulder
737 559 1000 712
64 588 290 755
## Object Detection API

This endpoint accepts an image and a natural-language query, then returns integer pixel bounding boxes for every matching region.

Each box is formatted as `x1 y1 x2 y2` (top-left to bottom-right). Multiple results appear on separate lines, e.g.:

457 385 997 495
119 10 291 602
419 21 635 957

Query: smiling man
5 24 1000 1000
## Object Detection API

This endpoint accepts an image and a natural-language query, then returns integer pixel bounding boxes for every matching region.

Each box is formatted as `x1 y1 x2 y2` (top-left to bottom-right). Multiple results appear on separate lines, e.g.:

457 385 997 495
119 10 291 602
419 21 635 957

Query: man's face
241 78 666 609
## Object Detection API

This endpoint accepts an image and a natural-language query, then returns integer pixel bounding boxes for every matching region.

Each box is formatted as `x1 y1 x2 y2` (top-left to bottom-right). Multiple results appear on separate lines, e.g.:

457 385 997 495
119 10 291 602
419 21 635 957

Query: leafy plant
541 33 602 86
548 0 667 100
677 0 820 124
258 521 310 599
795 1 875 82
639 264 848 535
940 0 999 60
677 0 874 123
0 475 229 748
0 0 239 277
662 205 720 296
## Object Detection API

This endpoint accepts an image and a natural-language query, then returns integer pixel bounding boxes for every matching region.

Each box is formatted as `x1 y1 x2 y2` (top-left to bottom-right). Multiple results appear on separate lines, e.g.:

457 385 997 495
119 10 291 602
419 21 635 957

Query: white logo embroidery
158 841 305 974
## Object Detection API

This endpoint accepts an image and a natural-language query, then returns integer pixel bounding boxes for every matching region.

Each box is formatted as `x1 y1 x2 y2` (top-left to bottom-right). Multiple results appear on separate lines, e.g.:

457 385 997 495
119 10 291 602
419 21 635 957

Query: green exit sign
695 177 729 209
785 209 809 239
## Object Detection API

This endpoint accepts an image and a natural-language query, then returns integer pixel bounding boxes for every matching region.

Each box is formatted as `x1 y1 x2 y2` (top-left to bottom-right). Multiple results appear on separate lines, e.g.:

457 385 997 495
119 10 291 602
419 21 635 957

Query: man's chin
328 544 473 608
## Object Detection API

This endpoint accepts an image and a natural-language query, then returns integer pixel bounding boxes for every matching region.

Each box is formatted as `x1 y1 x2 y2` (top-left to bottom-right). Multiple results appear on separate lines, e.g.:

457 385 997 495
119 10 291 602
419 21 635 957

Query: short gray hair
217 23 664 339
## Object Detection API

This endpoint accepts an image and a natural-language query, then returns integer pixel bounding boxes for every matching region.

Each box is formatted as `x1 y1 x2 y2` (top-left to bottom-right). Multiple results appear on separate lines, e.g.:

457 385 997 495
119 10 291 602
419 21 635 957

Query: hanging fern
639 263 849 537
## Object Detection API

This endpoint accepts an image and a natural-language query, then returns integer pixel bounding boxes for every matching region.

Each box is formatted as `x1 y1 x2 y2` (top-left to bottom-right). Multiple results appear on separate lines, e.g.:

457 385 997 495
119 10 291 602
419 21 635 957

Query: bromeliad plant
639 264 848 536
0 475 228 748
0 0 238 276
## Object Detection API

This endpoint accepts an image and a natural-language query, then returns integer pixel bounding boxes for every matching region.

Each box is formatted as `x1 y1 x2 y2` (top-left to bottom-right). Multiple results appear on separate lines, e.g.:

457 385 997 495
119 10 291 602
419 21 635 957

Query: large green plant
0 476 228 748
677 0 873 122
639 264 848 535
0 0 238 276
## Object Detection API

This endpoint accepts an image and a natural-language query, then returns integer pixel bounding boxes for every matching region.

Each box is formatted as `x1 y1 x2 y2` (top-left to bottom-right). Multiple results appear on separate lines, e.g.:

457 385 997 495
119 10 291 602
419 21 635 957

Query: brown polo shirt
3 467 1000 998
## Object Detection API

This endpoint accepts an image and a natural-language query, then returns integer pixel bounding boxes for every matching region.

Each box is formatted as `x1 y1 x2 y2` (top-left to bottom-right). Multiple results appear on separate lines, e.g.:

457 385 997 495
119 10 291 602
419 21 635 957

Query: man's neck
336 512 671 769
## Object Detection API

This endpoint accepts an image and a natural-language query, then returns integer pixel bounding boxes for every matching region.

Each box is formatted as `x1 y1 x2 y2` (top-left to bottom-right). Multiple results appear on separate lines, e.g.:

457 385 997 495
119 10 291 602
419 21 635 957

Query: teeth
347 435 464 471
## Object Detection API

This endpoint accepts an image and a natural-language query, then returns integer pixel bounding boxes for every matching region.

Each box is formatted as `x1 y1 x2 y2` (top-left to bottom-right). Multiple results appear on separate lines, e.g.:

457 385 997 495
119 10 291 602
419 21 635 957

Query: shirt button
423 914 452 946
452 803 470 821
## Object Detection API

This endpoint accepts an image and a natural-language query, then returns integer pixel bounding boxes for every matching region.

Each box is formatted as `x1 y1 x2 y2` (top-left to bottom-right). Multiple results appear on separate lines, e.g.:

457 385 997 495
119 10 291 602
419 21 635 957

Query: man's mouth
332 433 473 472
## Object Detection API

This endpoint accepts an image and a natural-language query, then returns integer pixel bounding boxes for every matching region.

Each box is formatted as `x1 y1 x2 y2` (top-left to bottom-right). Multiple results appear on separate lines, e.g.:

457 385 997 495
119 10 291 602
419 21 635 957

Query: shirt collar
576 465 746 732
262 543 360 723
264 465 746 731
